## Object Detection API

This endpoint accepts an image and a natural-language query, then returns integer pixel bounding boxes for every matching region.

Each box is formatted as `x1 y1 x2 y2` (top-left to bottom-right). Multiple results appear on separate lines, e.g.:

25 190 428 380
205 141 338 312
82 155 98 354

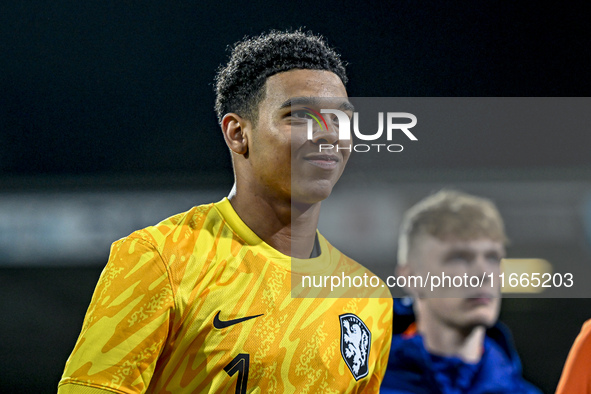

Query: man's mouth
466 293 496 305
303 154 340 169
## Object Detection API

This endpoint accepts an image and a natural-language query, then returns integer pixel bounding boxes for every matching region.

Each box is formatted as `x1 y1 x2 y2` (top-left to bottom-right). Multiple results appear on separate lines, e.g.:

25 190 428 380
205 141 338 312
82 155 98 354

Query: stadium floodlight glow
500 258 555 294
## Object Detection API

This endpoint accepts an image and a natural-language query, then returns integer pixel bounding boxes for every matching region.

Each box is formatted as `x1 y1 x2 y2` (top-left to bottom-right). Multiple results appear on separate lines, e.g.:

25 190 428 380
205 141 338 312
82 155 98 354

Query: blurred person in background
381 190 541 393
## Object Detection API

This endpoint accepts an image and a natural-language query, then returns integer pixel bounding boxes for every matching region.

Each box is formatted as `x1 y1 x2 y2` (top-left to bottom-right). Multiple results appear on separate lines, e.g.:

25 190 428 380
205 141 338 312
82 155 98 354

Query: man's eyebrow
279 97 355 112
339 100 355 112
485 249 505 258
444 248 475 256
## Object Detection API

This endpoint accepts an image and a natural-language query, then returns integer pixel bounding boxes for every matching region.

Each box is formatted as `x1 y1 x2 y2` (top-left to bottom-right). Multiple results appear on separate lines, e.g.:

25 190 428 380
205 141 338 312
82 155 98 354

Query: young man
381 190 540 393
58 30 393 393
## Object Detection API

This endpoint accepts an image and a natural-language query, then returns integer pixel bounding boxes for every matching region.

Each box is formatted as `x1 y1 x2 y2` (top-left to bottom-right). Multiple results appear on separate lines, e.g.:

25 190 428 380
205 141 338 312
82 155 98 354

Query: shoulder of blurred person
381 299 542 394
556 318 591 393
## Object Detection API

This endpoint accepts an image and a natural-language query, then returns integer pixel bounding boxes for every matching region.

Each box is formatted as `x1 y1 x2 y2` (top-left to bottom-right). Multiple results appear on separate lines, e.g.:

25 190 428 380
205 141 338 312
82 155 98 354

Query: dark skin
220 69 352 258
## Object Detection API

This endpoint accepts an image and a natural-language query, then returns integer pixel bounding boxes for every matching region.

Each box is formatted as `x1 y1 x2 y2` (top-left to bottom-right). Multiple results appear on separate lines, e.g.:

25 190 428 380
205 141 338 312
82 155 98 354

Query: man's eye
291 110 312 119
446 252 472 264
486 254 503 264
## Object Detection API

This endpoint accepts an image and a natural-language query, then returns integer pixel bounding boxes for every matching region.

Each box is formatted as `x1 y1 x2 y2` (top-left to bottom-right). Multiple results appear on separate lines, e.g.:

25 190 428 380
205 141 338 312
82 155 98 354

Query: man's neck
416 317 486 364
228 184 320 258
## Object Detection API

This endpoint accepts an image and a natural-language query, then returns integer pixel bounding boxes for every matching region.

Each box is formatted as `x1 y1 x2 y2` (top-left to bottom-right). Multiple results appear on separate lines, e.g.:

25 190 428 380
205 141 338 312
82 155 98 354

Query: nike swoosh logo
213 311 264 329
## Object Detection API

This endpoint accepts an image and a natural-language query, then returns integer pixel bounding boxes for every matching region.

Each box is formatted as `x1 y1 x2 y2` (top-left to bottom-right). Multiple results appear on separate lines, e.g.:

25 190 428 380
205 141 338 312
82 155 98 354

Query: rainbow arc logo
303 107 329 131
302 106 418 153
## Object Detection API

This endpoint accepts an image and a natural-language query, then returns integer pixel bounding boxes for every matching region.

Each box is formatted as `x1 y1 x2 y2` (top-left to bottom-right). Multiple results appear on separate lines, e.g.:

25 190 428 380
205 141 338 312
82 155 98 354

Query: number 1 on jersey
224 353 249 394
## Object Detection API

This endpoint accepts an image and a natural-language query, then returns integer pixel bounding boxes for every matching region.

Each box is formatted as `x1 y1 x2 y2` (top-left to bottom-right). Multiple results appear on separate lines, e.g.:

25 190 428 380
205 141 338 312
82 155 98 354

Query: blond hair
397 190 507 266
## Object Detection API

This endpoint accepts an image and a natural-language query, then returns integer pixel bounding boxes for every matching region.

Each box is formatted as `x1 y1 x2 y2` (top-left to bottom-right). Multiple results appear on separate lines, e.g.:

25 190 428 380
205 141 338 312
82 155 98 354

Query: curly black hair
214 29 348 124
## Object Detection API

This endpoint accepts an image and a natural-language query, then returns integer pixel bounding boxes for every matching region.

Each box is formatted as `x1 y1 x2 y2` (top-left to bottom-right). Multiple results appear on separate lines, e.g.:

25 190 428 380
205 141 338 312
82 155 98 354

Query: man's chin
290 184 335 205
462 312 498 329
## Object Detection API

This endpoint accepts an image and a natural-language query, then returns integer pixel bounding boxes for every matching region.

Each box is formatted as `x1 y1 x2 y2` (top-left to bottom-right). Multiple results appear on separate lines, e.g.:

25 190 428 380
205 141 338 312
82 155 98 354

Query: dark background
1 1 590 392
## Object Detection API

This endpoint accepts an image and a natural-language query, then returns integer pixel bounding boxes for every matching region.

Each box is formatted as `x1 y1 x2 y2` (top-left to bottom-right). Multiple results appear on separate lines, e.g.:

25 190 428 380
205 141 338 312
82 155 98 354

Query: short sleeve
58 237 175 394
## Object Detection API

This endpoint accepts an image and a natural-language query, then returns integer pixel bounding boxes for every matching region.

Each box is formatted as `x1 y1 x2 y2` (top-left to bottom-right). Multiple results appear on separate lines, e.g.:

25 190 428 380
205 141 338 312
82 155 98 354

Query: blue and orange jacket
381 298 542 394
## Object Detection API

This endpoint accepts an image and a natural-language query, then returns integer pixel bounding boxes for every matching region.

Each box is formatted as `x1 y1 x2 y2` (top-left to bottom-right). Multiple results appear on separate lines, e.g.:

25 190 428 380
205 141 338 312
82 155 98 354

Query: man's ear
221 113 249 156
395 263 411 279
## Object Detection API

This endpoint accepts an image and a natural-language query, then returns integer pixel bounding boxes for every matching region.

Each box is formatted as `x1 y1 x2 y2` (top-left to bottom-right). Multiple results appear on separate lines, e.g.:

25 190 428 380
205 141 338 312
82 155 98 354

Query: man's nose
311 120 339 145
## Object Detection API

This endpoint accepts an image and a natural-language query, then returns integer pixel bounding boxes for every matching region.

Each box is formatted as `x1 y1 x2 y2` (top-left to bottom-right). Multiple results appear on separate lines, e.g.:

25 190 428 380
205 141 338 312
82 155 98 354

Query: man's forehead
440 239 505 254
263 69 347 101
419 234 504 251
279 96 354 112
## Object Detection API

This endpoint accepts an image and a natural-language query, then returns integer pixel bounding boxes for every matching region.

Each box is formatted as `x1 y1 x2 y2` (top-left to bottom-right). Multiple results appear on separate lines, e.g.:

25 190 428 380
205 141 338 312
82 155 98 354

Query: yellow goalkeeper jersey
58 198 393 393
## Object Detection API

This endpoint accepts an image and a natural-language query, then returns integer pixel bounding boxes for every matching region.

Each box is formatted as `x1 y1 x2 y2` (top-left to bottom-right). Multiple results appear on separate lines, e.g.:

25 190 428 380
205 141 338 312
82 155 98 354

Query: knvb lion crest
339 313 371 380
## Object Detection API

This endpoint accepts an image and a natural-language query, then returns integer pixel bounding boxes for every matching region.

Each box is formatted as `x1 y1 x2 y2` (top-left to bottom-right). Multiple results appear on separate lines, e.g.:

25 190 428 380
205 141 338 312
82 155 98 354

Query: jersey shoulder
128 202 217 248
111 202 224 297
